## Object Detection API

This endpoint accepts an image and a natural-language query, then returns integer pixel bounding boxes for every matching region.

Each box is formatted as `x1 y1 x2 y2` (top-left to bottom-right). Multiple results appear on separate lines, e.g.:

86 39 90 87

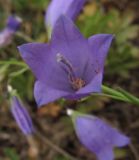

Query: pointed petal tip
101 33 115 41
17 45 27 58
56 13 78 28
17 43 29 53
17 43 40 57
55 14 72 27
116 135 130 147
95 33 115 41
17 45 22 51
110 34 115 41
124 136 130 145
107 34 115 44
45 0 86 31
17 43 31 51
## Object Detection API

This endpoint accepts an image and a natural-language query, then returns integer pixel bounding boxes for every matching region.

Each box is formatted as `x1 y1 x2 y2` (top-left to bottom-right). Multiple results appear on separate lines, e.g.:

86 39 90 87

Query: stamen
70 78 85 90
56 53 74 74
56 53 86 90
56 53 64 62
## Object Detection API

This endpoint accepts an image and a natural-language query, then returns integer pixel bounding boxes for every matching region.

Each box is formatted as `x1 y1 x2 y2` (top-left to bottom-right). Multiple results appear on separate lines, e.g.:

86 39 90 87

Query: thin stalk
102 85 139 106
36 131 80 160
16 32 33 42
102 85 128 100
0 60 27 67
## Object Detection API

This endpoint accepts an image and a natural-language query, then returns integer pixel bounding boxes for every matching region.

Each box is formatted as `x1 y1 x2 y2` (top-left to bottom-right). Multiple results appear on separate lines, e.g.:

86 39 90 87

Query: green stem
117 88 139 106
97 93 131 103
102 85 128 99
16 32 33 42
102 85 139 106
0 60 27 67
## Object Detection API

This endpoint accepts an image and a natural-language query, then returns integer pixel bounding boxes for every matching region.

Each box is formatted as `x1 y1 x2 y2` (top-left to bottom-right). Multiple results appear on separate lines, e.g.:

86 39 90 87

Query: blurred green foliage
0 1 138 160
4 148 19 160
12 0 49 10
54 155 68 160
0 1 138 102
78 8 139 77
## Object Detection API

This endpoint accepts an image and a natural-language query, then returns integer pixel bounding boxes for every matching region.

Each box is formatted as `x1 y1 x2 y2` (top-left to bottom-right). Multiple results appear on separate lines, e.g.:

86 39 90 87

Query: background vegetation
0 0 139 159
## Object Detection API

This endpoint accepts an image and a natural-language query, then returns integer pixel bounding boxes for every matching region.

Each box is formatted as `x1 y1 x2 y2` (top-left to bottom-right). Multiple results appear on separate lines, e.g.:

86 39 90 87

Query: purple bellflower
6 15 21 32
67 109 130 160
45 0 86 36
0 16 21 47
18 15 114 107
11 96 34 135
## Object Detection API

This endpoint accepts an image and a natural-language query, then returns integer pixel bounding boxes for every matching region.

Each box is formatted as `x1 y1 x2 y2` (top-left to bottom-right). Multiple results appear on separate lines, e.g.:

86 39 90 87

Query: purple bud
0 16 21 47
6 16 22 32
11 96 34 135
0 29 13 47
67 109 130 160
45 0 86 37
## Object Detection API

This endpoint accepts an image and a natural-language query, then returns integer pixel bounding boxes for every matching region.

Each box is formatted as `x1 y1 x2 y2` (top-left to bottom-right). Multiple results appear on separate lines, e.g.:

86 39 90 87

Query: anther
56 53 73 71
56 53 64 63
56 53 75 76
56 53 86 91
70 78 85 90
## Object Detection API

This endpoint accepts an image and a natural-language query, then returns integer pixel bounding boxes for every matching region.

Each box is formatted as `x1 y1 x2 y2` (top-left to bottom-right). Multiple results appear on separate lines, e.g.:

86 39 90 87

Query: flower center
70 77 86 90
56 53 85 90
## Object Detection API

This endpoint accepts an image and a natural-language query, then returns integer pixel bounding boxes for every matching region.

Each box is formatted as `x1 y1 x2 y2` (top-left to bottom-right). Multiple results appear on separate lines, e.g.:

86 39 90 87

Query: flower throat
56 53 85 90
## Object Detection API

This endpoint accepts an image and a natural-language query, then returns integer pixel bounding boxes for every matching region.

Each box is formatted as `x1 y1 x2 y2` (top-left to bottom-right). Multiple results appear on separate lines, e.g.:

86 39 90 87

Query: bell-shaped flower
18 15 114 107
67 109 130 160
0 15 21 47
11 96 34 135
45 0 86 37
6 15 21 32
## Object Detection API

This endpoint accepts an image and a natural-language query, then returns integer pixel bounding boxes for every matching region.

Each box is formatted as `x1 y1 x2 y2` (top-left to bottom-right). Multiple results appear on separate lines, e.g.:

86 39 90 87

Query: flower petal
0 29 13 47
45 0 86 31
6 16 21 32
11 96 34 135
97 148 114 160
18 43 72 91
51 15 91 78
76 72 103 94
34 81 70 106
88 34 114 69
0 16 21 47
18 43 50 82
64 93 89 100
75 116 114 153
74 115 129 160
112 132 130 147
84 34 114 82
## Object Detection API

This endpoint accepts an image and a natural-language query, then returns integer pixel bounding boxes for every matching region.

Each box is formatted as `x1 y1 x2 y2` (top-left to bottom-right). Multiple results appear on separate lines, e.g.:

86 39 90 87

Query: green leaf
4 148 19 160
117 88 139 106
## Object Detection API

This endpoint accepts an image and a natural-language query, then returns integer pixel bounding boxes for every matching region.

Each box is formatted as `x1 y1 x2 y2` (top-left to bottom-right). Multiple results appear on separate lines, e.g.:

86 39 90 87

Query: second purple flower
67 109 130 160
45 0 86 36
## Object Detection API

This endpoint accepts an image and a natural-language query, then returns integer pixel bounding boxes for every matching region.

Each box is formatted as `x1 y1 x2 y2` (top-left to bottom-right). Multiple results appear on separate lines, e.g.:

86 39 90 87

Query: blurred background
0 0 139 159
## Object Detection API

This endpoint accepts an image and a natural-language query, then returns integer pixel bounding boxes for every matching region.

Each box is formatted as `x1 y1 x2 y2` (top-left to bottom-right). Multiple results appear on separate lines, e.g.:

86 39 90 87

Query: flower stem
102 85 139 106
16 31 33 42
0 60 27 67
36 130 80 160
